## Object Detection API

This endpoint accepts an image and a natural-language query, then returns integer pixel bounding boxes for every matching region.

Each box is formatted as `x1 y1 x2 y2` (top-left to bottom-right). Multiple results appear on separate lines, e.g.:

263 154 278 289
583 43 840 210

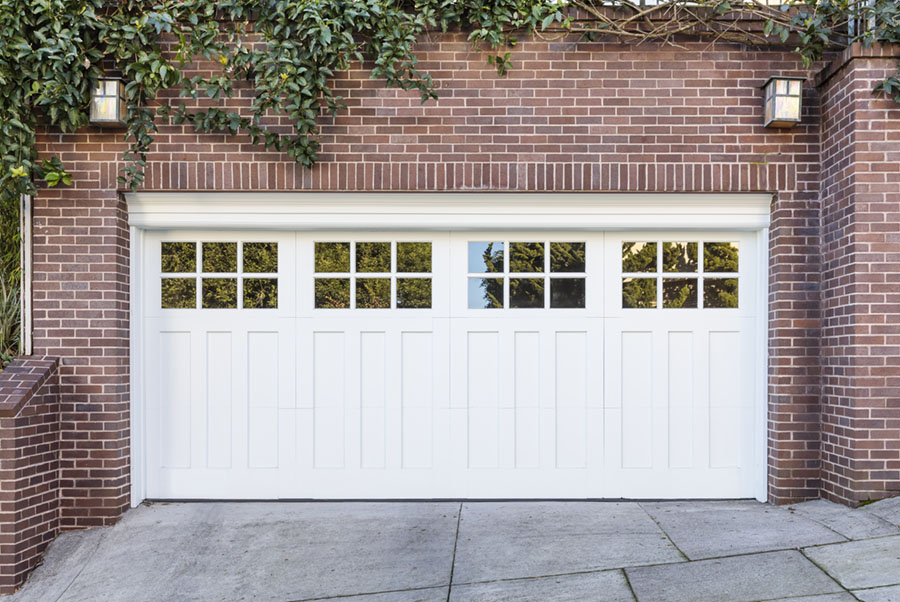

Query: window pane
397 242 432 273
468 242 504 273
622 242 657 273
550 278 586 308
243 278 278 309
509 242 544 273
202 278 237 308
663 242 698 273
622 278 657 308
315 242 350 272
397 278 431 308
202 242 237 273
356 242 391 273
161 242 196 273
356 278 391 308
315 278 350 308
704 278 739 308
509 278 544 308
243 242 278 273
663 278 698 308
550 242 586 273
161 278 195 308
704 242 739 273
468 277 503 309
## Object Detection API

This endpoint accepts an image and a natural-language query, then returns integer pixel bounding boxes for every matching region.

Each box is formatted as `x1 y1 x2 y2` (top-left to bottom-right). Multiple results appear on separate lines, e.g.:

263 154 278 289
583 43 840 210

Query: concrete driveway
9 498 900 602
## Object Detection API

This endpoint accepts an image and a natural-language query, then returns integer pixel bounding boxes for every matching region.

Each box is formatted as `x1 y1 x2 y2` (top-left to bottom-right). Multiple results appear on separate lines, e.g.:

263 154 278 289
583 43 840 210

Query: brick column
31 160 131 527
817 43 900 504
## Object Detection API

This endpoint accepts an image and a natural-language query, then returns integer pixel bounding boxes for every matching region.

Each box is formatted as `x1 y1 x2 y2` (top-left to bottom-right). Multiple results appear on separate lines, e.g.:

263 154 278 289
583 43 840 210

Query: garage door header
125 192 773 231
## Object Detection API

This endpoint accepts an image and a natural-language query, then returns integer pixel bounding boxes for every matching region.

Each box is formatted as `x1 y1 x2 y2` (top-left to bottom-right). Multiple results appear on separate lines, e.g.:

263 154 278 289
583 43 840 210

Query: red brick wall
0 357 60 595
34 34 833 514
818 43 900 504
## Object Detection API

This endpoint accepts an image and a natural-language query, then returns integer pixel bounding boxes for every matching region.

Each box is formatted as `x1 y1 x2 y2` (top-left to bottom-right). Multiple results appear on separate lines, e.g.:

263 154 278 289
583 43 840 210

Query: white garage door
139 226 762 500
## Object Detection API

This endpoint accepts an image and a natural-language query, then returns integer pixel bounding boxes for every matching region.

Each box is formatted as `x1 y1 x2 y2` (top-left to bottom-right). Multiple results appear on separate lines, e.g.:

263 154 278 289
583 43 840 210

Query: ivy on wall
1 0 898 201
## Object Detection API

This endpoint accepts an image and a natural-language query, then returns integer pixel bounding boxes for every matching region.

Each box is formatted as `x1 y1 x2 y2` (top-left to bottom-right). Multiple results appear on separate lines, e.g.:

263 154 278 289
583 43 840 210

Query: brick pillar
817 43 900 504
31 164 131 527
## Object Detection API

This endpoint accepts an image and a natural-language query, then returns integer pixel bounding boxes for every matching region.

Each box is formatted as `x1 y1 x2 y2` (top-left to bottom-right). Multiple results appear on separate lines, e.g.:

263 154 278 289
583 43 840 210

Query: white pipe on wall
19 194 32 356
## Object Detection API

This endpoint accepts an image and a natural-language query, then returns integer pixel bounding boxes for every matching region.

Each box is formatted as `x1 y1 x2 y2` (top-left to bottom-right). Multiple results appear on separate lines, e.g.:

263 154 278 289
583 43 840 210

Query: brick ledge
0 356 59 417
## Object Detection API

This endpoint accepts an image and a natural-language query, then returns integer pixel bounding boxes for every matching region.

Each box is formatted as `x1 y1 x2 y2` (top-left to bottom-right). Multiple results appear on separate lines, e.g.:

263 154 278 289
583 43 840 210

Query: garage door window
622 241 738 309
467 241 586 309
161 241 278 309
314 241 432 309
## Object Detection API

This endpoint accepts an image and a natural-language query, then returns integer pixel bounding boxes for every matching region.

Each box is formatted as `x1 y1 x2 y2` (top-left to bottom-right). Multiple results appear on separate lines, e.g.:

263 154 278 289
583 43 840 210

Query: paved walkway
9 498 900 602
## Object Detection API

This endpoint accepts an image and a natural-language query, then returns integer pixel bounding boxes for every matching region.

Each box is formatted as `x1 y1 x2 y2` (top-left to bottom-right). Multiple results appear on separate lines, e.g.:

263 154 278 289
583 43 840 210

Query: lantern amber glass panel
90 78 127 127
763 77 803 128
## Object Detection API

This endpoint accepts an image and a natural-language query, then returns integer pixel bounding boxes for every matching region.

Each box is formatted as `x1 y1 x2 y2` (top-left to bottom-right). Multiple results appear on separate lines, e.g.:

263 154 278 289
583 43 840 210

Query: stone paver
9 498 900 602
18 502 459 602
853 585 900 602
449 570 635 602
451 502 684 584
865 497 900 528
767 592 858 602
641 500 846 559
804 535 900 590
311 588 450 601
625 550 843 602
786 499 900 540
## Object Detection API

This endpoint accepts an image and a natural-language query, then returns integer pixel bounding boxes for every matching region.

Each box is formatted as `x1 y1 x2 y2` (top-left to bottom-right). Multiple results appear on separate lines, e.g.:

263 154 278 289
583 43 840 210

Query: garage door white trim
127 193 771 507
127 192 772 230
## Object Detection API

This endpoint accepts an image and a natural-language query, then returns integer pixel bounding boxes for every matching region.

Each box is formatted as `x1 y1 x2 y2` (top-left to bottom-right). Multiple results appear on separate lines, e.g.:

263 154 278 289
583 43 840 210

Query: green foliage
0 279 18 366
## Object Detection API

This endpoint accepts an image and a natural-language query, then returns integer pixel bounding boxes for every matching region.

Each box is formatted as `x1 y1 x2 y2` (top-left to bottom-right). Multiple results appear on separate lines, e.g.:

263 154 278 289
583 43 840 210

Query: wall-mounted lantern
90 78 127 127
762 76 804 128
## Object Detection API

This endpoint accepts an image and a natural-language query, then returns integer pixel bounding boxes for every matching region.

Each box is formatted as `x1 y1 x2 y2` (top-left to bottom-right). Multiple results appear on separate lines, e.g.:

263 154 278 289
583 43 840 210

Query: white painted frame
127 192 772 506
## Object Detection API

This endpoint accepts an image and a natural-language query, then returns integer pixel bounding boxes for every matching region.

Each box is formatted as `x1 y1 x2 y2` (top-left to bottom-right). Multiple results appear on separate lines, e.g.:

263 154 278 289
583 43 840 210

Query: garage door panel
144 228 760 500
157 330 192 470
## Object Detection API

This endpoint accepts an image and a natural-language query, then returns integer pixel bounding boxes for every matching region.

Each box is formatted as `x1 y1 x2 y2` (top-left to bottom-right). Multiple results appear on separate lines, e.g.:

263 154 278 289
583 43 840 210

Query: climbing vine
0 0 898 311
1 0 899 203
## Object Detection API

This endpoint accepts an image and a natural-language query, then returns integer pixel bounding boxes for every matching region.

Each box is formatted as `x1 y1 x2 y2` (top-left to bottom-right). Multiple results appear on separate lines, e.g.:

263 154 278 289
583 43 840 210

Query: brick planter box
0 357 60 595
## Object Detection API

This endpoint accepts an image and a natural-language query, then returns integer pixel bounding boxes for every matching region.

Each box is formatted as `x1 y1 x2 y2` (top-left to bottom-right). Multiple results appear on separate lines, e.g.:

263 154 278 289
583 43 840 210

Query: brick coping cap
0 356 59 418
815 42 900 88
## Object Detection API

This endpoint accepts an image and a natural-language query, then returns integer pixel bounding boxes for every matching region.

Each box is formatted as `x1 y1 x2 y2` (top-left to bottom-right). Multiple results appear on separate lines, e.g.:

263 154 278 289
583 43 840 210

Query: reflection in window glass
356 278 391 308
356 242 391 273
622 278 657 308
202 278 237 308
622 242 657 273
202 242 237 273
315 242 350 272
509 242 544 273
550 278 586 308
397 242 432 273
162 242 196 273
663 278 698 308
315 278 350 308
468 277 503 309
704 278 738 308
704 242 739 273
243 242 278 273
663 242 698 273
550 242 586 273
397 278 431 308
468 242 504 273
243 278 278 309
509 278 544 308
161 278 195 308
